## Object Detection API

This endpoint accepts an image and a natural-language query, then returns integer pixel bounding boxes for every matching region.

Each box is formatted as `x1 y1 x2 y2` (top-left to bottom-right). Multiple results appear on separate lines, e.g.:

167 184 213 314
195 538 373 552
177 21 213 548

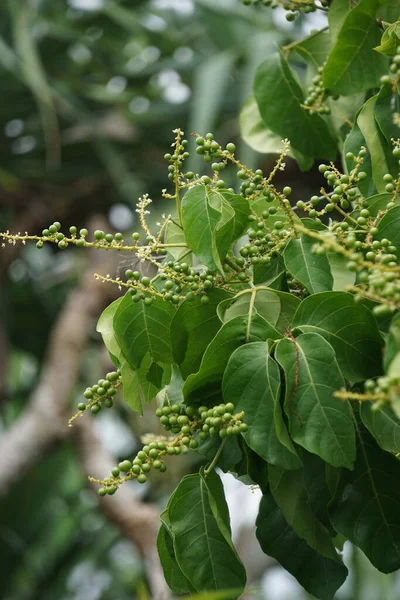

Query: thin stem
204 437 228 477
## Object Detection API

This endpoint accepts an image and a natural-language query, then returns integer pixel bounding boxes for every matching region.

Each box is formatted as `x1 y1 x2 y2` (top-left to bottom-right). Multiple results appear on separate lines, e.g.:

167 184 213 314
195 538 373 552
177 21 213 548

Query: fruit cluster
69 370 121 425
94 402 247 495
241 0 328 20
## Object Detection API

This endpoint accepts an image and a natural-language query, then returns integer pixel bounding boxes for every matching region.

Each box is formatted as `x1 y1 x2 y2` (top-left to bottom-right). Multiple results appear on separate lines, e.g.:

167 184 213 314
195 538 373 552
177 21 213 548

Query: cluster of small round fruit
35 221 142 250
241 0 328 19
95 401 247 495
69 370 121 425
303 67 331 116
156 402 248 441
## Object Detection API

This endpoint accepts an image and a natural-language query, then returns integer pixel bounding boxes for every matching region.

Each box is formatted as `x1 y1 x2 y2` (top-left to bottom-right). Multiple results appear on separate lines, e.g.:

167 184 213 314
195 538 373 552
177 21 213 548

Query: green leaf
283 235 333 294
256 489 347 600
223 190 250 241
199 469 235 548
164 219 190 262
292 291 384 381
183 313 278 405
357 94 397 192
197 436 243 474
376 205 400 258
343 121 376 197
275 332 355 469
113 292 176 370
374 84 400 144
96 297 123 362
218 287 299 335
254 52 336 160
167 474 246 595
323 0 388 96
326 251 355 291
239 96 313 171
384 313 400 370
329 423 400 573
289 29 332 68
171 289 230 379
302 451 337 536
268 465 340 558
120 355 158 414
253 254 286 287
157 524 192 595
181 185 235 273
222 342 301 470
328 0 352 44
361 402 400 454
375 20 400 56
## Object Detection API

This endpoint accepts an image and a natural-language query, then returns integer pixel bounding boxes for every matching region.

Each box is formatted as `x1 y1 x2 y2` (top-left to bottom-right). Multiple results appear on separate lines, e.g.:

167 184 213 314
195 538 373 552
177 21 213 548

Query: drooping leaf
361 402 400 454
183 313 277 405
196 435 243 474
275 332 355 469
292 291 384 381
120 355 158 414
181 185 235 273
268 465 340 557
167 474 246 595
171 289 230 379
326 251 355 291
157 524 192 595
283 234 333 294
256 489 348 600
323 0 388 96
302 451 337 535
164 219 191 262
329 423 400 573
222 342 301 470
254 52 336 160
113 292 176 370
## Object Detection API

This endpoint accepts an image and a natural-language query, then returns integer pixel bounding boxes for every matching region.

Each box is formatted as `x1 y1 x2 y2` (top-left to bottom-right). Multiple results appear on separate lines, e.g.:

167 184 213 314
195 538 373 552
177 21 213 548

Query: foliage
3 1 400 599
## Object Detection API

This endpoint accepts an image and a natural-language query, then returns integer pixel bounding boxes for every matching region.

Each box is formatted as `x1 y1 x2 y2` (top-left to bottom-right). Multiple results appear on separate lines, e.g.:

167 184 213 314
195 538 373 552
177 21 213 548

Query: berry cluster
69 370 121 425
241 0 328 20
302 66 331 116
93 402 247 495
380 47 400 89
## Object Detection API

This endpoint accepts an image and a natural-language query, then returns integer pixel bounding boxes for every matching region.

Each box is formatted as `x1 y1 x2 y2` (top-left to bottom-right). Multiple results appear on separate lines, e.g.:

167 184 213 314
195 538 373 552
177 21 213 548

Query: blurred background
1 1 399 599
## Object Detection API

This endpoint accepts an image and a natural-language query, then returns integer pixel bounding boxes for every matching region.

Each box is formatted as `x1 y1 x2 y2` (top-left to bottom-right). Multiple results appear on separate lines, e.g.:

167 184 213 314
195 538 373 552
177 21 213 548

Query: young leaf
275 332 356 469
268 465 340 558
167 474 246 595
254 52 336 160
171 289 230 379
323 0 387 96
374 21 400 56
222 342 301 470
283 234 333 294
360 403 400 454
181 185 235 273
326 251 355 291
183 313 278 404
256 489 348 600
329 423 400 573
164 219 190 262
157 524 192 595
113 292 176 370
120 354 159 415
292 291 384 381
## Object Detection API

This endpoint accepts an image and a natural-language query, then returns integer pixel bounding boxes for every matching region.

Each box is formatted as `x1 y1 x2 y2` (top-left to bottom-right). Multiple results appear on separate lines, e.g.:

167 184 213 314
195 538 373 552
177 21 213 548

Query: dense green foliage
4 1 400 598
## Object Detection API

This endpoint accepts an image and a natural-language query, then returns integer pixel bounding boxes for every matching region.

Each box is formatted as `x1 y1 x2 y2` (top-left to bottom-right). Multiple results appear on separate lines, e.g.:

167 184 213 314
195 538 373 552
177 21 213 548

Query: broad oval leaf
329 424 400 573
222 342 301 470
157 524 192 595
254 52 336 160
268 465 340 558
183 313 278 405
292 291 384 381
283 234 333 294
113 292 176 370
322 0 387 96
360 402 400 454
171 289 230 379
275 332 356 469
96 297 123 362
167 473 246 595
256 489 347 600
181 185 235 273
